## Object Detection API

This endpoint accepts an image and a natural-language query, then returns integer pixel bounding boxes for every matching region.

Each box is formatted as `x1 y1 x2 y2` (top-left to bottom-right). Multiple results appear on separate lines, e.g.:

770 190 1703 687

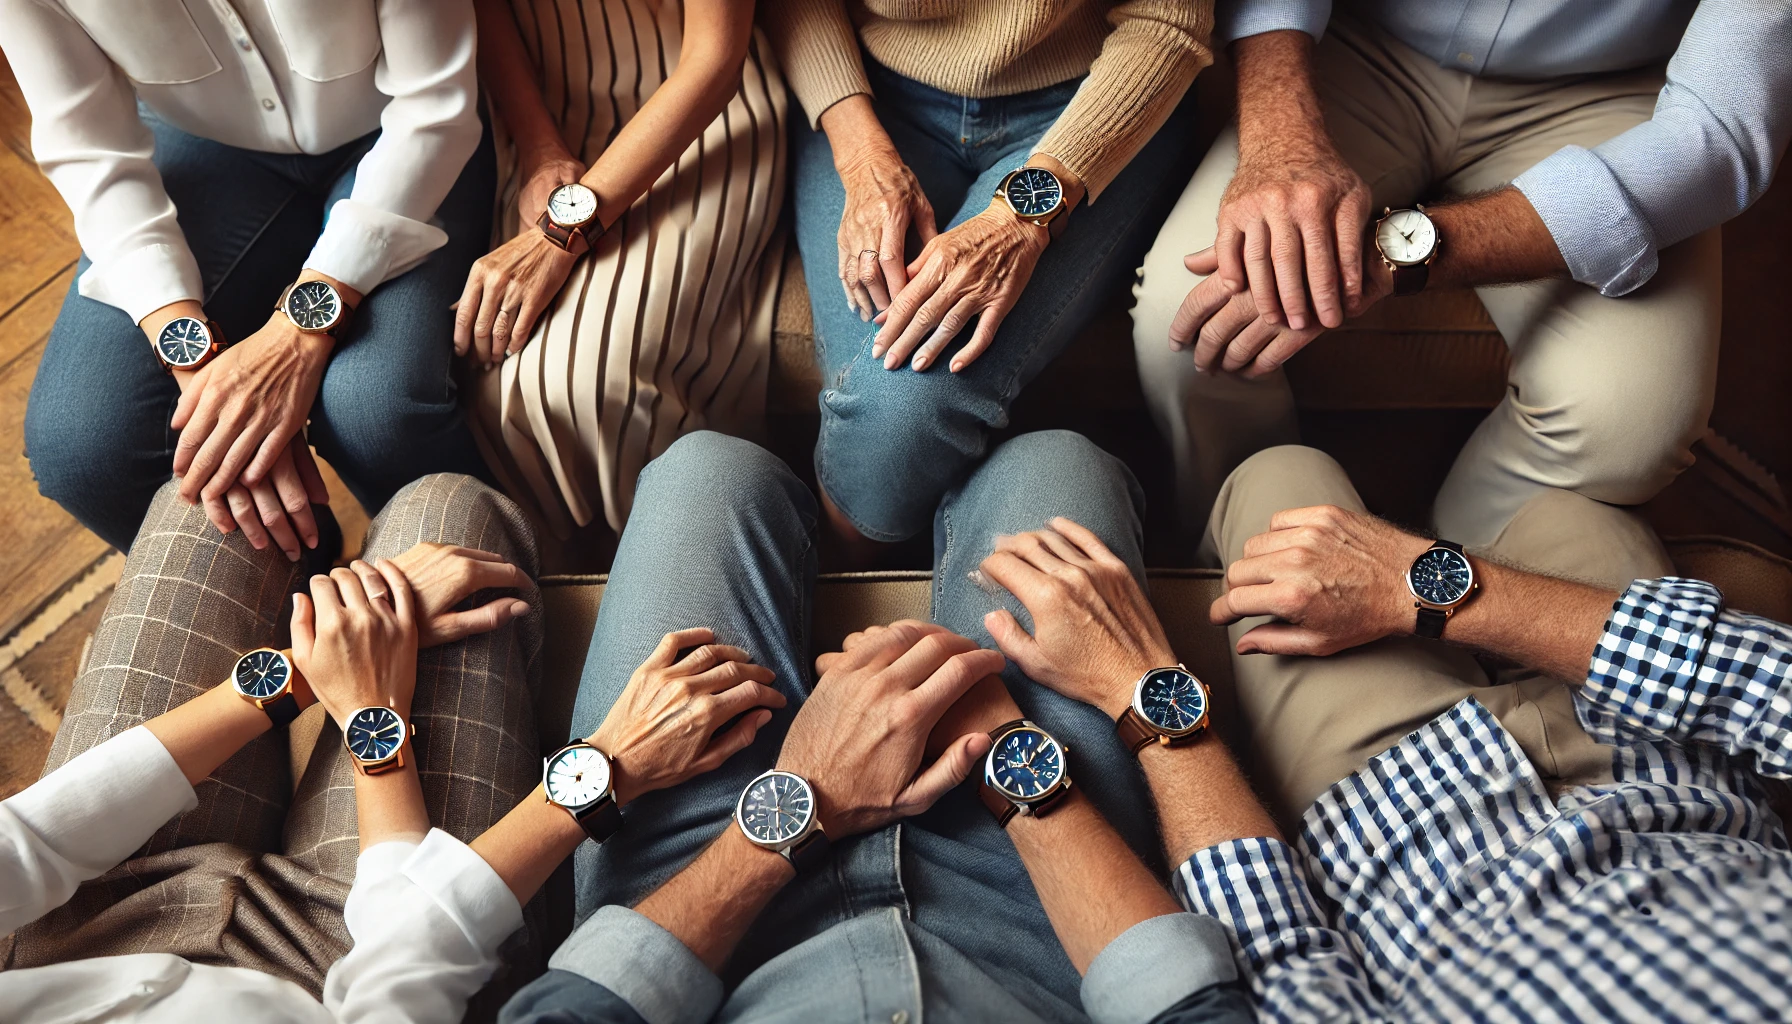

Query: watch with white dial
735 769 830 870
343 705 412 775
278 279 352 338
994 166 1069 237
154 316 227 373
1373 206 1439 296
542 740 623 843
537 182 604 253
1407 539 1478 638
979 719 1072 828
1115 665 1210 755
230 647 303 728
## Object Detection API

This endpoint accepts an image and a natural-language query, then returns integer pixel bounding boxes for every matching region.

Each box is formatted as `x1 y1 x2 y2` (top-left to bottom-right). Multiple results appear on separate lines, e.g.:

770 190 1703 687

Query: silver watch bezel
734 769 820 853
542 740 616 814
1129 665 1209 739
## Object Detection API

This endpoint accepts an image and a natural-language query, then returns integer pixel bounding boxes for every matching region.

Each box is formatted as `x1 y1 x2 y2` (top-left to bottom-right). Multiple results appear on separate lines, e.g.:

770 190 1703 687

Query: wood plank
0 142 79 322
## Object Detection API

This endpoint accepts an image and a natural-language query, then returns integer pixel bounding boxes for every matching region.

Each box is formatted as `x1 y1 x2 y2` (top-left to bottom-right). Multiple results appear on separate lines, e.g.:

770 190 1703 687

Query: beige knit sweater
761 0 1214 201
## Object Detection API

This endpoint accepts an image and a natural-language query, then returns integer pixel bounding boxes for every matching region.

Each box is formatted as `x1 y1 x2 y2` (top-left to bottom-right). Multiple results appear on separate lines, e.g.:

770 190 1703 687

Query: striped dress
472 0 787 535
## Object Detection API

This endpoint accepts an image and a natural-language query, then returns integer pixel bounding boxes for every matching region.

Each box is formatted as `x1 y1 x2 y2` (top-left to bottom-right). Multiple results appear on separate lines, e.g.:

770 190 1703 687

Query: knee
372 473 536 565
639 432 813 530
24 390 137 506
983 430 1132 495
817 372 991 541
1515 391 1706 507
1227 445 1349 498
314 369 458 475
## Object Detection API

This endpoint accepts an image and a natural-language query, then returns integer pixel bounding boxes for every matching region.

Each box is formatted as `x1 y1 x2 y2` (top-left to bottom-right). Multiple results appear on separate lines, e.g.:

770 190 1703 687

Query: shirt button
261 98 276 111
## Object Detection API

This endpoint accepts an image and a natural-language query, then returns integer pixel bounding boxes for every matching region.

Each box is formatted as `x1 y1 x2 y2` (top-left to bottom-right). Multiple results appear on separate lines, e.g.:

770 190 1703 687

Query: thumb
894 731 992 817
984 609 1041 669
290 592 316 662
1183 246 1221 278
1236 622 1329 657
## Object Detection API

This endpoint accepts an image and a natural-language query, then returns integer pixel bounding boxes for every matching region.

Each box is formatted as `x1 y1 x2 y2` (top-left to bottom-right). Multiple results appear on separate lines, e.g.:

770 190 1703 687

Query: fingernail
911 353 928 371
949 359 964 372
884 351 901 370
285 549 300 562
860 308 871 322
871 342 885 359
305 534 318 548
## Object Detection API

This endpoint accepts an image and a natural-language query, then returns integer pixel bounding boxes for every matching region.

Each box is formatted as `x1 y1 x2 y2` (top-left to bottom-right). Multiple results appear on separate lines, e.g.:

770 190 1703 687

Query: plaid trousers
4 474 546 1009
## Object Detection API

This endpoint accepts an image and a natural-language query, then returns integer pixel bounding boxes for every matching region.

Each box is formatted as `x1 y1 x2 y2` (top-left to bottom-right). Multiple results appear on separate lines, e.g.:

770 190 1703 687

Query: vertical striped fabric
473 0 788 536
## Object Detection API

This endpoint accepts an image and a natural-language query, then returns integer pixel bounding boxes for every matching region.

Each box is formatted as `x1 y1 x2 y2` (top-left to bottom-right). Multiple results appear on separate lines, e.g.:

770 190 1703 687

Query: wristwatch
153 316 227 373
1115 665 1210 756
994 166 1070 238
230 647 303 728
537 182 604 253
1373 206 1439 296
979 719 1072 828
343 705 413 775
735 769 830 871
1406 539 1478 639
278 279 353 339
543 740 623 843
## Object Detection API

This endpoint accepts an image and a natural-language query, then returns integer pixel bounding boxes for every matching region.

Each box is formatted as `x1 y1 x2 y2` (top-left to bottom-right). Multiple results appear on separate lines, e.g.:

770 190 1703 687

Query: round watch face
1004 167 1063 218
546 183 598 228
1375 209 1437 266
986 726 1066 802
157 317 213 368
233 648 290 701
544 743 612 809
285 280 343 332
736 770 815 847
345 706 406 763
1408 546 1474 606
1136 667 1206 734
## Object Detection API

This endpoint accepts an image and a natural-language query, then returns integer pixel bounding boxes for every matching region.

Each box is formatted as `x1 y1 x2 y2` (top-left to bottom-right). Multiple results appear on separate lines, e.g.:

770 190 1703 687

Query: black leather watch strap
261 692 301 729
1391 261 1430 296
784 829 831 872
1414 605 1449 639
575 796 624 844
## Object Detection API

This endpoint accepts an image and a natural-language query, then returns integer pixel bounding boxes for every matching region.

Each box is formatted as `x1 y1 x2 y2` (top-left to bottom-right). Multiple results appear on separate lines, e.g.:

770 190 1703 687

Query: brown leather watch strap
537 207 597 254
979 781 1020 828
1115 706 1161 755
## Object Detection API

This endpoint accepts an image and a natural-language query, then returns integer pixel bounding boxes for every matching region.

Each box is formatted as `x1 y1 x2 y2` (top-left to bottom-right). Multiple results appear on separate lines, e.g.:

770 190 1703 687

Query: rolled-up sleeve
1213 0 1331 45
1511 0 1792 296
1081 912 1240 1024
303 0 482 295
0 0 203 322
523 904 724 1024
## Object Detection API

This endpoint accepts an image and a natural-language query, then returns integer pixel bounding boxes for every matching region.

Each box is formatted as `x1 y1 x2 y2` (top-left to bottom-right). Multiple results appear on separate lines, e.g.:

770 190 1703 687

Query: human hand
206 437 331 561
786 621 1004 836
872 204 1047 373
1216 140 1371 331
1209 504 1432 656
1169 246 1389 377
454 229 580 368
343 542 535 648
171 306 334 509
591 628 785 805
835 142 937 319
291 560 420 726
517 152 587 231
976 518 1174 719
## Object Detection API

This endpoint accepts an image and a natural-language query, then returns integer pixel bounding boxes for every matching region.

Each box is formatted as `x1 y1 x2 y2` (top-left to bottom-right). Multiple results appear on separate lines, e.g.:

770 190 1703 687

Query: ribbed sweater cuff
760 0 874 127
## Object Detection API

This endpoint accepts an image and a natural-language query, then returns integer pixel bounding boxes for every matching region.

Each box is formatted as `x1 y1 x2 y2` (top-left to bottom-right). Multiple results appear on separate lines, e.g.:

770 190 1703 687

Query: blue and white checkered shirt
1175 578 1792 1022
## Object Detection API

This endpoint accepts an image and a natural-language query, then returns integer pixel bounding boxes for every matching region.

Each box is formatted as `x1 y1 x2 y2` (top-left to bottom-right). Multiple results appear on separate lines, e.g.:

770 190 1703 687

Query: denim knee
634 432 817 540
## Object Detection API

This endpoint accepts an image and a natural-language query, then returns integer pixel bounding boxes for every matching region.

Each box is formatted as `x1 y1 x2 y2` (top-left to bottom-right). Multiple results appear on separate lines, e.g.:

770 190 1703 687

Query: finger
1236 622 1331 657
977 549 1058 612
1167 273 1240 353
910 647 1007 716
860 247 892 312
1223 552 1286 590
270 451 319 550
1241 221 1285 328
874 251 943 361
229 486 268 550
204 417 273 499
374 558 418 630
203 491 238 535
1266 505 1347 532
1267 215 1311 330
1045 517 1127 569
1244 323 1323 379
454 270 484 354
646 628 717 670
428 598 532 645
900 294 973 373
889 286 960 371
1032 527 1095 570
291 439 332 505
186 409 247 502
1303 216 1345 329
689 708 775 775
291 591 316 661
705 677 788 720
170 368 207 431
172 394 226 492
1214 218 1249 293
983 608 1041 668
948 301 1006 373
349 559 389 603
432 554 531 610
473 276 503 363
329 566 370 612
1337 188 1370 310
1220 315 1284 375
911 191 939 245
1209 581 1301 624
510 291 546 356
309 572 345 619
993 531 1074 578
674 643 756 676
878 210 910 300
894 731 994 817
250 481 301 561
1192 292 1257 373
685 659 779 695
1184 246 1220 278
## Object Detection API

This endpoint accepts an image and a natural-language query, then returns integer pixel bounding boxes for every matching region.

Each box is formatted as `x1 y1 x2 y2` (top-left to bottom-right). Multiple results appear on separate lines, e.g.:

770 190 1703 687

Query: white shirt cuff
548 905 724 1024
76 243 205 325
8 726 197 871
303 198 449 298
1081 912 1239 1024
396 829 524 956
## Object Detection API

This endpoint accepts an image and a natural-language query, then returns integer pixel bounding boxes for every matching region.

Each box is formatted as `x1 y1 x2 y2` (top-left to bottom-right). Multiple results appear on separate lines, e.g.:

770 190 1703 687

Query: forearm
1139 731 1281 868
634 826 792 972
474 0 570 167
353 747 432 850
143 681 287 786
470 785 589 905
1417 188 1567 289
1232 30 1326 162
1438 558 1615 686
820 95 900 169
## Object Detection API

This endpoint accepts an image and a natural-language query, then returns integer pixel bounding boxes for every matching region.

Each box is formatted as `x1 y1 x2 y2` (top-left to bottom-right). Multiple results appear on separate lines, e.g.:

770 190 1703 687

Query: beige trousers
1203 444 1673 828
1134 16 1722 550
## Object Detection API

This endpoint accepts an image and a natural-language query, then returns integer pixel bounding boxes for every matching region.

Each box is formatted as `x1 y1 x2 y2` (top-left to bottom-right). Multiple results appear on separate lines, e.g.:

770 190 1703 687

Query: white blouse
0 0 481 322
0 727 522 1023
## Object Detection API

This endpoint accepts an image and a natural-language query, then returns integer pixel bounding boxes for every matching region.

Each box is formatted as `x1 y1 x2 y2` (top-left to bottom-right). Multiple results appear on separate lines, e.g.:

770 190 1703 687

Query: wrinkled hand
173 313 331 514
1170 246 1389 377
455 231 579 368
872 205 1047 373
977 518 1175 719
209 437 331 561
787 621 1003 836
1209 504 1432 656
1216 143 1372 331
343 542 534 648
292 560 419 726
592 628 785 804
836 145 937 320
518 154 586 231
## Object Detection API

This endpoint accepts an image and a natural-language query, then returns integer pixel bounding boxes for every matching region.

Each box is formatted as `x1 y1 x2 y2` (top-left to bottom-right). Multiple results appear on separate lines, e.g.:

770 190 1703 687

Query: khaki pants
1134 16 1722 550
1203 444 1673 828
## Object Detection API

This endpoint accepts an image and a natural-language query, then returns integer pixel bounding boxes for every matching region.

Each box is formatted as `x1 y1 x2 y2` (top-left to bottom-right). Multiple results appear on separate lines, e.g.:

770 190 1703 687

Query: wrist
139 299 207 343
720 818 798 883
1385 533 1443 637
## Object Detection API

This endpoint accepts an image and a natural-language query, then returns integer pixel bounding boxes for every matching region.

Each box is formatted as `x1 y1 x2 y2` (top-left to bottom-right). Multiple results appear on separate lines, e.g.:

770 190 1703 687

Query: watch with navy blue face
343 705 412 775
979 720 1072 828
230 647 303 728
1116 665 1210 755
1407 540 1478 639
735 769 830 871
995 166 1069 237
154 316 226 373
278 279 352 338
543 740 623 843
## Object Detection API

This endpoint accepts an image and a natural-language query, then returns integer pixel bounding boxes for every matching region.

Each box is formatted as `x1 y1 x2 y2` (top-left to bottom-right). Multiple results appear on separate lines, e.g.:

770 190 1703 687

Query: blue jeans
793 60 1202 542
565 429 1156 1020
24 108 495 551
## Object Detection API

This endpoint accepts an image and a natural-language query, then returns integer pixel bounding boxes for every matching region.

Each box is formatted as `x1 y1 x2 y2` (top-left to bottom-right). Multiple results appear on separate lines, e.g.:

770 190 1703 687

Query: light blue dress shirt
1216 0 1792 295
